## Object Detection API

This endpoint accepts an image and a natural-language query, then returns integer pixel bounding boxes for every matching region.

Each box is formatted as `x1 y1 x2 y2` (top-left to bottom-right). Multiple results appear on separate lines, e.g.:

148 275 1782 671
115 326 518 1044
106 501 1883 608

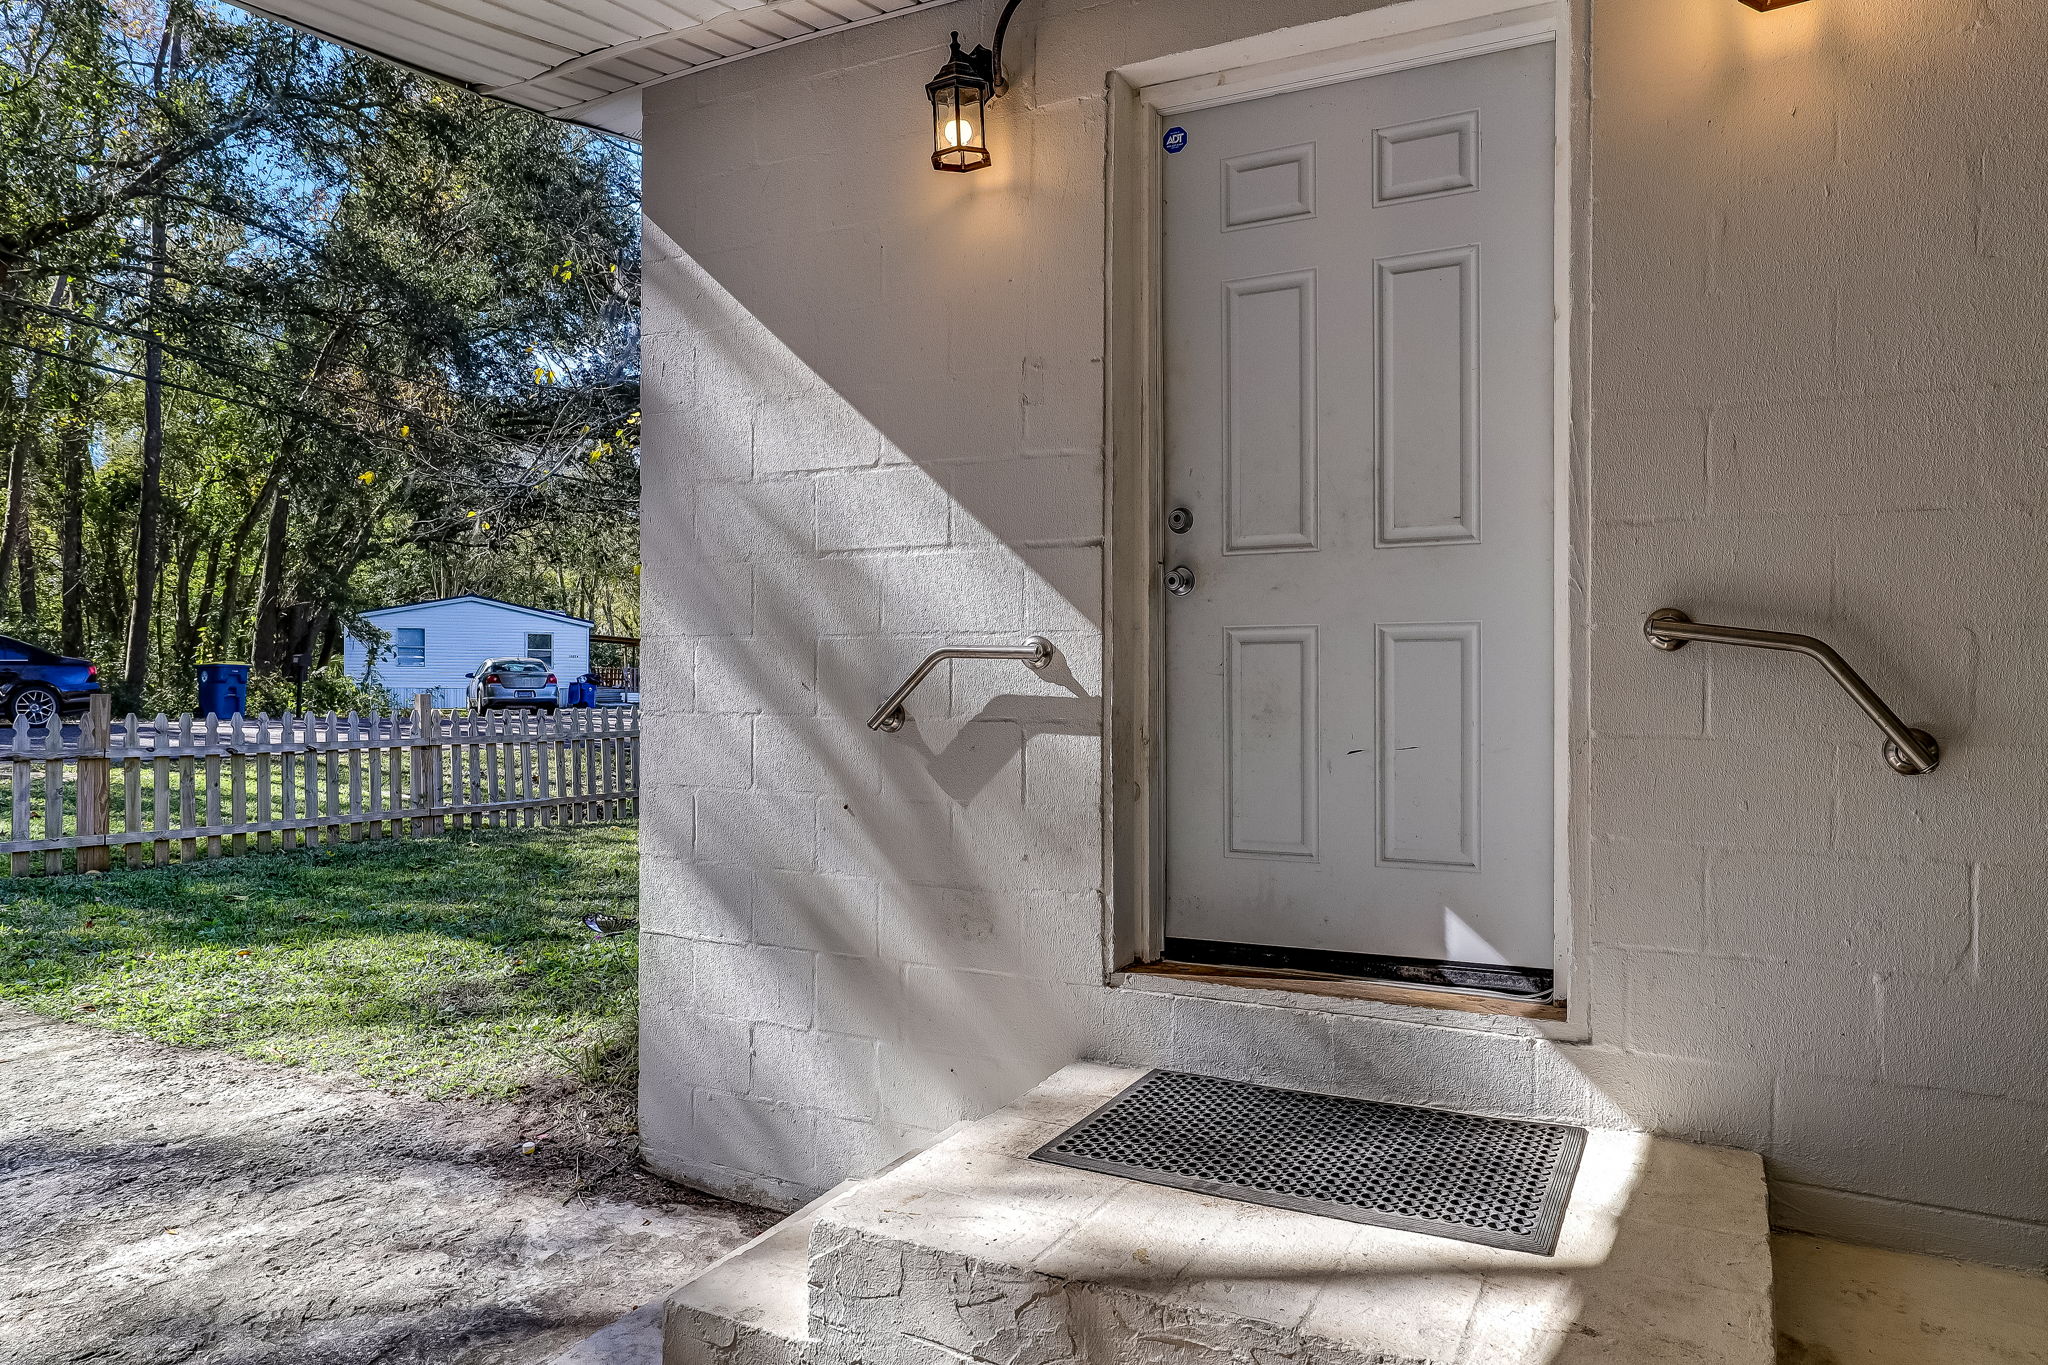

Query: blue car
0 635 101 728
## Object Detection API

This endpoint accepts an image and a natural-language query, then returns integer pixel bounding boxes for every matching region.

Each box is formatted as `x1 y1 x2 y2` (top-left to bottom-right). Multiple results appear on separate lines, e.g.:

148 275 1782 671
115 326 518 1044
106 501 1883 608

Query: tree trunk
120 299 164 695
0 411 35 615
249 479 290 665
54 269 96 657
190 537 220 659
215 563 241 658
241 321 346 670
58 414 85 655
0 279 62 610
120 25 182 702
149 529 172 687
305 510 378 671
171 525 199 670
212 465 279 656
94 512 127 646
279 602 315 682
16 517 36 627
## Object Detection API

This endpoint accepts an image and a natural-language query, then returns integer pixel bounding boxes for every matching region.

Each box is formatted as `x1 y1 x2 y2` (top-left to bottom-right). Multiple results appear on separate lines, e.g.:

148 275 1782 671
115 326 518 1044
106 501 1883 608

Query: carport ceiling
239 0 964 138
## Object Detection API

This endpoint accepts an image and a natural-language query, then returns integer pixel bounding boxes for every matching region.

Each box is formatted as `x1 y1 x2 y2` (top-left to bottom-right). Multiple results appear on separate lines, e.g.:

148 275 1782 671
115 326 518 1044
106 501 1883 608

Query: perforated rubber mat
1031 1069 1585 1254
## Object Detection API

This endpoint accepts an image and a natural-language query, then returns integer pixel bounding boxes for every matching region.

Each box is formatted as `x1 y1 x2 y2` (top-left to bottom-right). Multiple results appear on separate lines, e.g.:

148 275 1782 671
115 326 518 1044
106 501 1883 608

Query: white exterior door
1161 42 1557 978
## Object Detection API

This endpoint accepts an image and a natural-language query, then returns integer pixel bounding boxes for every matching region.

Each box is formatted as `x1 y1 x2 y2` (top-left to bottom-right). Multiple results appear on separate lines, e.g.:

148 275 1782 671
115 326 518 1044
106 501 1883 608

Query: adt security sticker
1162 126 1188 154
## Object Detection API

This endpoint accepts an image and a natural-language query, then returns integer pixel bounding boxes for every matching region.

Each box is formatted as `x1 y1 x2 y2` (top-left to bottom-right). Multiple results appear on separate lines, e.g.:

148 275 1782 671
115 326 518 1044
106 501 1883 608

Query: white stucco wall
638 0 2048 1267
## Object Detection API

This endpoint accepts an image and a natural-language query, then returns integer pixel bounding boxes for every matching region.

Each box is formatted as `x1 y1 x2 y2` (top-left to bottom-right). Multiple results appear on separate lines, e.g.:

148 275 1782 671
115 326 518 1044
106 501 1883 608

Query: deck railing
0 693 639 876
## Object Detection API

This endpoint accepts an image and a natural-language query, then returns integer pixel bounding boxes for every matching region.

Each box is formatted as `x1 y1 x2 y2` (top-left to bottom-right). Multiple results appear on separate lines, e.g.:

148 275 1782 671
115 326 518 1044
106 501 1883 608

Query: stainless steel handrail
1643 609 1939 775
868 636 1055 732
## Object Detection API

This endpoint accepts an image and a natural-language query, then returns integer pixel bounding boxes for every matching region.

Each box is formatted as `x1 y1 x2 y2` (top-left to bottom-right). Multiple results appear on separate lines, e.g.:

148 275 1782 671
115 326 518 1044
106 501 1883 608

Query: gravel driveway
0 1007 776 1365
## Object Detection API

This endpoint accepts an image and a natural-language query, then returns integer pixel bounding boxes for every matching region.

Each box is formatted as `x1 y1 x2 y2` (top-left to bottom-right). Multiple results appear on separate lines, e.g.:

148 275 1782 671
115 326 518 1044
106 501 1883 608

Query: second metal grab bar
868 636 1055 732
1642 609 1939 775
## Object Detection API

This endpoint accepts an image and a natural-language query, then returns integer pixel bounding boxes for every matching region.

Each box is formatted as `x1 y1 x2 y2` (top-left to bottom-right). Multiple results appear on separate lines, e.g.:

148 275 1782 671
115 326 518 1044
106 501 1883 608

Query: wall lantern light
1737 0 1812 9
927 0 1029 172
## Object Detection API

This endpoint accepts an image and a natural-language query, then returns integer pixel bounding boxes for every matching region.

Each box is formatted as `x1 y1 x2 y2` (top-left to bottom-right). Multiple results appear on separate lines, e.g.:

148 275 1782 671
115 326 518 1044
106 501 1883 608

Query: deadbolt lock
1167 506 1194 534
1165 565 1195 596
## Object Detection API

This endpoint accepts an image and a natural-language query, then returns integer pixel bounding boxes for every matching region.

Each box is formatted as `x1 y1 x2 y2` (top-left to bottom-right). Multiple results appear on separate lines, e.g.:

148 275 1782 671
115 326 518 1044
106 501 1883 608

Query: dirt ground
0 1006 779 1365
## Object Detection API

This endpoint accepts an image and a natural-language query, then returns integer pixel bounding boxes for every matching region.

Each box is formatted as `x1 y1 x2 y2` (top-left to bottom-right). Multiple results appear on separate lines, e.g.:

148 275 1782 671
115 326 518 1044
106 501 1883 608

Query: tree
0 0 641 711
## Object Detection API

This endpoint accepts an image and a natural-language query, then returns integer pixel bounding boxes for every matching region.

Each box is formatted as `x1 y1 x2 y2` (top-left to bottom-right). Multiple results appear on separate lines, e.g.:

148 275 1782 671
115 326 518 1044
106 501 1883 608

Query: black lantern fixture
926 0 1029 172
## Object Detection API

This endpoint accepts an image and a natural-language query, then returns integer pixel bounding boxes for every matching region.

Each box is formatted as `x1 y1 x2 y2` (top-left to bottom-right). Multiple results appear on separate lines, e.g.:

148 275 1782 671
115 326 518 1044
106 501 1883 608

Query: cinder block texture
638 0 2048 1268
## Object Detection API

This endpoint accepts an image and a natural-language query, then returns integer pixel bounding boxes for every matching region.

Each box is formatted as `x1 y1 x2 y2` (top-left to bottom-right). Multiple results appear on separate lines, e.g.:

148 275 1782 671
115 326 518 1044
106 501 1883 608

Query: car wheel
10 685 61 730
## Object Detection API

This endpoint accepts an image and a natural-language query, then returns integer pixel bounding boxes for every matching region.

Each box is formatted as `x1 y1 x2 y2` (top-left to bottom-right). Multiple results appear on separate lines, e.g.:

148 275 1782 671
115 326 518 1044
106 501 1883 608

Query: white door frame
1102 0 1586 1031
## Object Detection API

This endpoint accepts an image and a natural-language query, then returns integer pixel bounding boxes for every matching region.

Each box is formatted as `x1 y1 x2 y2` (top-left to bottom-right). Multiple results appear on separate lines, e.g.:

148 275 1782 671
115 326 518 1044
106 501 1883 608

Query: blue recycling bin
196 661 250 719
565 679 597 708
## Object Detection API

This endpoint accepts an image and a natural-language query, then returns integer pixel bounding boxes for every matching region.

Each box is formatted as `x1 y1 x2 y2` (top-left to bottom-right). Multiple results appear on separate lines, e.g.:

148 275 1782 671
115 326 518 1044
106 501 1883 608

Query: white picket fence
0 694 639 876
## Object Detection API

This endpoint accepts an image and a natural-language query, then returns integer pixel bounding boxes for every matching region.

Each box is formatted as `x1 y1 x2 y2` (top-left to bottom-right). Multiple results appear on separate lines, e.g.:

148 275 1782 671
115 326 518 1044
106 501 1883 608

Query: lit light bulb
942 118 975 148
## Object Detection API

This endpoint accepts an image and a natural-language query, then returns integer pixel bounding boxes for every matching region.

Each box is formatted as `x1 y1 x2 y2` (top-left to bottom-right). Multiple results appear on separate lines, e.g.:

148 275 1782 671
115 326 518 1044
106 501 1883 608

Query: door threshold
1166 937 1554 997
1124 959 1567 1021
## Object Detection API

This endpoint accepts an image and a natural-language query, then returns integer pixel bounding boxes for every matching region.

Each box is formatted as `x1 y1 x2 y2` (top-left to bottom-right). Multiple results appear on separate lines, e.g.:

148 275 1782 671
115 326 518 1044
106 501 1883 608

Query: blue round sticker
1162 126 1188 154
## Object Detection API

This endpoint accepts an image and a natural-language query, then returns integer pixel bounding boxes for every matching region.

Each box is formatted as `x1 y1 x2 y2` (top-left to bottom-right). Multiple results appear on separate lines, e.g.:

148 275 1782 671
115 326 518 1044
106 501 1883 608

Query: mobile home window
393 628 426 667
526 632 554 666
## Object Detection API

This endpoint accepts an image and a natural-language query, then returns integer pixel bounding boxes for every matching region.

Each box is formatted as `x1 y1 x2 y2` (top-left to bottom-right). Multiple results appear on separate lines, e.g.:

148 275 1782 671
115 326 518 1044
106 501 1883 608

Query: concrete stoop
664 1064 1775 1365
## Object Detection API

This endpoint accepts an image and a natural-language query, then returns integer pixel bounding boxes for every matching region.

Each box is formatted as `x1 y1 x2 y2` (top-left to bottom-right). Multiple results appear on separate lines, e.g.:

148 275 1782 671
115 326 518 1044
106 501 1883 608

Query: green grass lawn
0 824 639 1108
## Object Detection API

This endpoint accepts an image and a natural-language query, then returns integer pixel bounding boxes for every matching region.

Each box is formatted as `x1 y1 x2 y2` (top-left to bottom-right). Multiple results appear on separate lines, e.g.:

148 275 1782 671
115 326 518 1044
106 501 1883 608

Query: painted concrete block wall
1574 0 2048 1267
638 0 2048 1267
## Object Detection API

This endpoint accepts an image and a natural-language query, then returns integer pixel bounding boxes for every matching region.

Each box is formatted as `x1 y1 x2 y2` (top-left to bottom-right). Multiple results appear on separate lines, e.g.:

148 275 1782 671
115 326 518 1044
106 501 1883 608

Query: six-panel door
1161 42 1558 972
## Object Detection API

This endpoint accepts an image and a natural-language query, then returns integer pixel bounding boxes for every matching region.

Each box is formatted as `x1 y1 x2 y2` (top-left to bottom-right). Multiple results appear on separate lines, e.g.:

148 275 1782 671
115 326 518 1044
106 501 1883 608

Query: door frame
1102 0 1586 1032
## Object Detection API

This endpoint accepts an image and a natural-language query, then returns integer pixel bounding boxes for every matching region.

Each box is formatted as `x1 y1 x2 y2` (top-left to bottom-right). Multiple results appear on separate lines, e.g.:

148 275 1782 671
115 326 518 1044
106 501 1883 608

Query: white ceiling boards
239 0 965 138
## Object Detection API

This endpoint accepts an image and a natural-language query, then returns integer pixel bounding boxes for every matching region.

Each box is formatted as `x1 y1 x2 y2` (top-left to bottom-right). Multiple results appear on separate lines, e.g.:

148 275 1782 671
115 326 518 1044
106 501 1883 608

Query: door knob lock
1167 506 1194 534
1165 565 1196 596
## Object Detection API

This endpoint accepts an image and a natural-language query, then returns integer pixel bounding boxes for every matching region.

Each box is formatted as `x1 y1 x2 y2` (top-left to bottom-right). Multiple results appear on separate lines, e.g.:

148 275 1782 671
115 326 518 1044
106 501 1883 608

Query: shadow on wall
634 26 1116 1190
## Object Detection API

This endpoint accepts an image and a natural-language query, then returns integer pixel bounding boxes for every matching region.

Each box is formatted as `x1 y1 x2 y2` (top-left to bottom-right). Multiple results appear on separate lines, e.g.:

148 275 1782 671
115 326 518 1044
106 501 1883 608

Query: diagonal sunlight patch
637 222 1109 1134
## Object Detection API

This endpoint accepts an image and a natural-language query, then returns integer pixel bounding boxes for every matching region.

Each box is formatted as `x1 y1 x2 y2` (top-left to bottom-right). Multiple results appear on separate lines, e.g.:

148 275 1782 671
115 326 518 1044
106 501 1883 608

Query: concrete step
665 1128 982 1365
673 1063 1776 1365
664 1180 861 1365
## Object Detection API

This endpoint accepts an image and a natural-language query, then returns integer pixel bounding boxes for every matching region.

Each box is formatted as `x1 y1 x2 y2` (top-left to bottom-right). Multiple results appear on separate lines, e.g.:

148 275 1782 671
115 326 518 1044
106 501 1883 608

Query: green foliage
0 822 640 1103
242 662 393 716
0 0 641 710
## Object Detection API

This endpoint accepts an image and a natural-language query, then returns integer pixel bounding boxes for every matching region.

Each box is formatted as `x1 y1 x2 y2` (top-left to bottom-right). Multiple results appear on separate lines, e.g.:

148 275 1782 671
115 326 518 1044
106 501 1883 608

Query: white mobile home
343 595 590 707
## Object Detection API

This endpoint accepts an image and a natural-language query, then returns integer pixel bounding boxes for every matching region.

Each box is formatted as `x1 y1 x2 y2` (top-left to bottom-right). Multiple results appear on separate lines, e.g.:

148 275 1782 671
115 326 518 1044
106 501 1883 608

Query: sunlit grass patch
0 824 639 1103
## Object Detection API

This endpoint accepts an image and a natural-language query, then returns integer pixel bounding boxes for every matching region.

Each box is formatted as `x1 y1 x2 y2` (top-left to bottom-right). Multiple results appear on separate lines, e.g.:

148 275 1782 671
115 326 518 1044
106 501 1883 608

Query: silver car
465 657 559 711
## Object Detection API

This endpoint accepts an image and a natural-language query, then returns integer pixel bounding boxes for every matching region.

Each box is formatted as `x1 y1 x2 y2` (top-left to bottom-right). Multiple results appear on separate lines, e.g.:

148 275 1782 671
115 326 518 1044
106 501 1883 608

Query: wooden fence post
11 720 31 878
411 693 441 837
75 694 111 872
